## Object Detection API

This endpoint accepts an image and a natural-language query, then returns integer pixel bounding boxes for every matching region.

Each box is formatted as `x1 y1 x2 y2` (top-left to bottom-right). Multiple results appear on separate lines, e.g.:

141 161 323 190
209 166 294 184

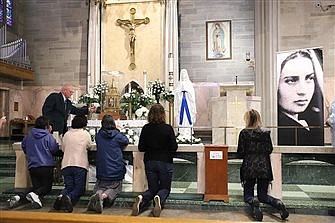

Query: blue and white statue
174 69 197 139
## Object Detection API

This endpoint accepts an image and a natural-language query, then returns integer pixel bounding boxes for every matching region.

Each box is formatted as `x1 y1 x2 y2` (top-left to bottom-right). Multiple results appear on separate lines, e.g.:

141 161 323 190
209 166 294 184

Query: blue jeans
243 178 275 205
61 166 87 205
141 160 173 210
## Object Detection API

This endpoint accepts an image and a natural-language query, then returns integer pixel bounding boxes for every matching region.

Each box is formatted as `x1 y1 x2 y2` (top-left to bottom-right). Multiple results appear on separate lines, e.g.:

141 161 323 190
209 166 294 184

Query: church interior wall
278 0 335 108
20 0 88 87
1 0 334 137
278 0 335 144
178 0 255 84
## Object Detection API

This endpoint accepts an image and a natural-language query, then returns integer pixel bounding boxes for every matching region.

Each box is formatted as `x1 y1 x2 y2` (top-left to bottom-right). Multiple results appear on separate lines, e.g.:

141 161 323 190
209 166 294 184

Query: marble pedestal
212 84 261 145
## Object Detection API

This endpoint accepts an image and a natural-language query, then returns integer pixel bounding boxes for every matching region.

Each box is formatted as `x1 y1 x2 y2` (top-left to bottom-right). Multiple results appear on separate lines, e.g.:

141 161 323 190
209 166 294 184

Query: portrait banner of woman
276 47 324 146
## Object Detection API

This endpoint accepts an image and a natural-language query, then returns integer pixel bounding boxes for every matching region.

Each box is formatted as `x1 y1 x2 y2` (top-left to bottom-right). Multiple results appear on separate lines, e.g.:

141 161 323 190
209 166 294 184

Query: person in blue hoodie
8 116 59 209
87 114 129 213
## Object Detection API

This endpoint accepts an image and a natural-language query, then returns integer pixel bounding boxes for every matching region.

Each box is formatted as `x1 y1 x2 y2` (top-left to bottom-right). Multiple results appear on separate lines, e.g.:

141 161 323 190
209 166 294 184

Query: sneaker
8 195 20 209
87 194 96 211
94 194 103 214
26 192 42 209
153 195 161 217
61 195 73 213
53 195 63 210
87 193 103 213
275 200 289 220
251 198 263 221
131 195 143 216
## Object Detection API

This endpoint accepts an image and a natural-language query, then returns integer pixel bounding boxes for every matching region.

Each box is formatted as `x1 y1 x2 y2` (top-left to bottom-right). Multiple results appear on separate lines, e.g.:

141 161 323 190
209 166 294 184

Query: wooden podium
204 144 229 202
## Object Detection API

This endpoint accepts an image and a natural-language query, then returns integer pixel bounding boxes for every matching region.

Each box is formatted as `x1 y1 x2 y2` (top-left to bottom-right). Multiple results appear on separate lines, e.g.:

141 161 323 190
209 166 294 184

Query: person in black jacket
238 109 289 221
131 103 178 217
42 83 89 135
87 114 129 213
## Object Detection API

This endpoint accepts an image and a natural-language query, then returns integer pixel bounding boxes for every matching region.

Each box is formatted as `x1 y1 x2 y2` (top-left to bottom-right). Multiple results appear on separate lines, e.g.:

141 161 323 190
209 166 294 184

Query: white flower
135 106 149 118
120 125 139 145
176 134 202 144
89 129 96 136
134 135 140 142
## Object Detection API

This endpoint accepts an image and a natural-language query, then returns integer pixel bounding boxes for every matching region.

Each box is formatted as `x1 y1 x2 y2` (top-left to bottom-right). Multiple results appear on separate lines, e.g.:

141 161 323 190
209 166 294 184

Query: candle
129 83 131 93
168 54 174 73
143 70 147 94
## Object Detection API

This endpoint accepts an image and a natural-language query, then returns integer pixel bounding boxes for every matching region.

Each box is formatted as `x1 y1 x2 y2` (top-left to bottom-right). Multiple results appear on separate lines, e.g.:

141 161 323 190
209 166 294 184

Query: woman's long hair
148 103 166 124
244 109 262 129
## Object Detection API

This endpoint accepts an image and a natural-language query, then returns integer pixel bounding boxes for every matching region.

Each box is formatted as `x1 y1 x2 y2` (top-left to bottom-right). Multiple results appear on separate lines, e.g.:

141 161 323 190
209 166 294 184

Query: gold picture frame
206 20 232 60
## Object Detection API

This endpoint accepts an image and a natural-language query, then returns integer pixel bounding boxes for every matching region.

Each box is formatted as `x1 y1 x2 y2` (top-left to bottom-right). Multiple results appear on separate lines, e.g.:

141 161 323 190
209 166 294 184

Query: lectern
204 144 229 202
212 84 261 145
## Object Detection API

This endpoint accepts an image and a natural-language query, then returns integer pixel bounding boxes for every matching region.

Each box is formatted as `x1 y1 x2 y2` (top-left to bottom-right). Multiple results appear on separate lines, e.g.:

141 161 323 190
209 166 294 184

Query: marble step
1 188 334 216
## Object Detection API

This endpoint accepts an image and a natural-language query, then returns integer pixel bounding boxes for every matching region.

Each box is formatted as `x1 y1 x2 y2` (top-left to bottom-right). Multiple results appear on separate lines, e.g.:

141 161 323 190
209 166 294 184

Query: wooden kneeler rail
1 211 252 223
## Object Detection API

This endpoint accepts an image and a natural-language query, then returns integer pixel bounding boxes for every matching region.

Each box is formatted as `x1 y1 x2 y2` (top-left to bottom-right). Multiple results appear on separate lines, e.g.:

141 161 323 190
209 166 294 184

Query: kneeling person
87 115 129 213
8 116 59 209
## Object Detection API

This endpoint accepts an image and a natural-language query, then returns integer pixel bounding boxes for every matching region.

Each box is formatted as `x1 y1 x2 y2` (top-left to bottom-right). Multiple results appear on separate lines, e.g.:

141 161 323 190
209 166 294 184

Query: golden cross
116 8 150 70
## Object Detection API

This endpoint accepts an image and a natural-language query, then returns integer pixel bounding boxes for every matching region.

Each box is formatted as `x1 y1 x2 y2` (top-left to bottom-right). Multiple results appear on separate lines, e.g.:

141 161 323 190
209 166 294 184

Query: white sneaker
131 195 143 216
153 195 161 217
8 195 20 208
26 192 42 209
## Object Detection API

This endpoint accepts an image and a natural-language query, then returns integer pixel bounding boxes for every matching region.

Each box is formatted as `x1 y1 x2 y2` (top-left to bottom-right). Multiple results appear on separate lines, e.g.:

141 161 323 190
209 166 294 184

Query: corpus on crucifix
116 8 150 70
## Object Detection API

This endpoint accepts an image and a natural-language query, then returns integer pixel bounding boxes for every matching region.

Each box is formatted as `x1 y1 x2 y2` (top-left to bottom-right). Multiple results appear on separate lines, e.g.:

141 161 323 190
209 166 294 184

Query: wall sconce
245 51 255 70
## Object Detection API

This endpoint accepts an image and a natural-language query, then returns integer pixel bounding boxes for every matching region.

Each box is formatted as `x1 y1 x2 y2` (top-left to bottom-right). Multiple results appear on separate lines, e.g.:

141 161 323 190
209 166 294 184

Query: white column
87 1 101 91
255 0 279 137
255 0 281 198
164 0 179 86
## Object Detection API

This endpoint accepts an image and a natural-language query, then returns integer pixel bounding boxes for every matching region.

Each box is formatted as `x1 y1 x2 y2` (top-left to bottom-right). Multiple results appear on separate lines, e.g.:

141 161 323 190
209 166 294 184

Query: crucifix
116 8 150 70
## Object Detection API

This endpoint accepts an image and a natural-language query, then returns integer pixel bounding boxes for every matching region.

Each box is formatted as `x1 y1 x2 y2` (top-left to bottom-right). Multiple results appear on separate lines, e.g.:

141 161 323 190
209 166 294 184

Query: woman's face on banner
278 56 315 114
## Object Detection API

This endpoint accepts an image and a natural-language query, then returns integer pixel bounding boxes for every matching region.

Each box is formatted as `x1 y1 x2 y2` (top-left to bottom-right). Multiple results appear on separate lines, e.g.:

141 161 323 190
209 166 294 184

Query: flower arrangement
78 81 109 108
78 93 99 104
176 134 202 144
162 90 174 102
149 80 165 103
93 81 109 104
120 91 154 115
135 106 149 119
120 126 140 145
